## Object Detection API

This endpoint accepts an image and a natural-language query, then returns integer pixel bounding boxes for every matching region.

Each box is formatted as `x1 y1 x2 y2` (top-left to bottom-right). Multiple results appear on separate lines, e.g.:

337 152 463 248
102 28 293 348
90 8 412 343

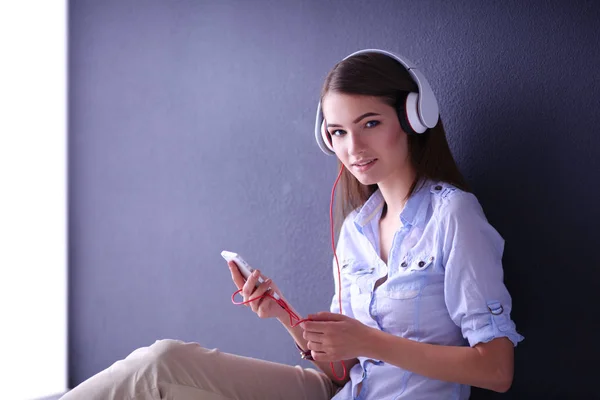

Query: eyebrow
326 112 381 128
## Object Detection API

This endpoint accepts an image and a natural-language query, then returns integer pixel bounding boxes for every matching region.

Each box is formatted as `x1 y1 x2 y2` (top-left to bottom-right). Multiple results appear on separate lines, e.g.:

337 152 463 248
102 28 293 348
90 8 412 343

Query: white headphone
314 48 440 155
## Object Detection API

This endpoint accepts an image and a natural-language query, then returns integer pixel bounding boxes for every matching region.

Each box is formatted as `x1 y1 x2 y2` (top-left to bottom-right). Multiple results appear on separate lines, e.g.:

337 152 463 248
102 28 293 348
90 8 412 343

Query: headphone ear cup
321 120 334 152
402 92 427 134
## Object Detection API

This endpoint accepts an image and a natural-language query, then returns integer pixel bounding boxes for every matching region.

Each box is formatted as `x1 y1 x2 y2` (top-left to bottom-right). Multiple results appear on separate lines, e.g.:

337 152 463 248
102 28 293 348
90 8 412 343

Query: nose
347 131 366 155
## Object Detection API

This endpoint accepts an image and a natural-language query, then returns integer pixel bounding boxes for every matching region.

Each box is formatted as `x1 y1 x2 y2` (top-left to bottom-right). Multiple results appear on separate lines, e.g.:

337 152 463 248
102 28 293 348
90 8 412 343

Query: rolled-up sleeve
440 191 524 347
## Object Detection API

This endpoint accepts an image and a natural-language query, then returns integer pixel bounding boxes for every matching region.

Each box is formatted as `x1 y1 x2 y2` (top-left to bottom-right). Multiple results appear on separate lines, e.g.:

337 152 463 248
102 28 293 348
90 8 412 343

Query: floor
36 393 67 400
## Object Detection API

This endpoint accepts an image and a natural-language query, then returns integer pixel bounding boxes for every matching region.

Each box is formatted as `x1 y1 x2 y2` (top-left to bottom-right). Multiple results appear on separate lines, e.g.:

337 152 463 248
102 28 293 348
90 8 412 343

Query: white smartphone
221 250 280 300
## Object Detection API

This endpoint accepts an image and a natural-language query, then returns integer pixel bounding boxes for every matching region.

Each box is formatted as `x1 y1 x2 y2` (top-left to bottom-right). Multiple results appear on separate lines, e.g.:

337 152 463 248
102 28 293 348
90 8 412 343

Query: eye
329 129 346 137
365 120 380 128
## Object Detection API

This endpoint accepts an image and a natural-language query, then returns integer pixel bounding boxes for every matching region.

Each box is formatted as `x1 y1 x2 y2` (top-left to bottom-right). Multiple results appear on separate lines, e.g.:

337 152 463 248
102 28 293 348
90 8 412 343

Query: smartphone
221 250 262 283
221 250 280 300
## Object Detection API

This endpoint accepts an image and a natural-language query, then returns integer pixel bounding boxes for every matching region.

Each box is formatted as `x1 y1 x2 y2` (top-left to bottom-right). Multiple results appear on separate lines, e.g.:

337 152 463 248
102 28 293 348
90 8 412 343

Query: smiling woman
322 94 412 186
0 2 68 400
309 49 523 399
316 51 469 234
60 48 523 400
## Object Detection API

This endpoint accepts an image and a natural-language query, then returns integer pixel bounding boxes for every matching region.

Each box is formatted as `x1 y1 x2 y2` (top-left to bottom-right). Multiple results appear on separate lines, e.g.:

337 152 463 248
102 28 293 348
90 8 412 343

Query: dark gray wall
68 0 600 398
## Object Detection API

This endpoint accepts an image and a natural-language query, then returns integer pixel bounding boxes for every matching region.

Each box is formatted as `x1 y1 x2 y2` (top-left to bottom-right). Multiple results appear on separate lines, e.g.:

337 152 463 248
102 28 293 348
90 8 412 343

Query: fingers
301 320 329 334
241 269 274 313
302 325 328 360
227 261 281 318
303 330 325 359
306 341 327 362
306 340 324 352
303 330 324 343
227 261 246 290
306 312 345 321
249 277 273 313
242 269 263 300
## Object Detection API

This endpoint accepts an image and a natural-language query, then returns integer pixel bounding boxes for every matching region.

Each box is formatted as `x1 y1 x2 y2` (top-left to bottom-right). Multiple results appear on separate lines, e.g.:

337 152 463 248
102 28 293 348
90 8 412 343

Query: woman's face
321 92 411 186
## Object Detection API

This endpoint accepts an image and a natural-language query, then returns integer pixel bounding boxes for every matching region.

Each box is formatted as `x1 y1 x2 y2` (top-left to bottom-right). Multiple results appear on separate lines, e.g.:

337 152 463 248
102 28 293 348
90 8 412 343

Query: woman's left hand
301 312 373 362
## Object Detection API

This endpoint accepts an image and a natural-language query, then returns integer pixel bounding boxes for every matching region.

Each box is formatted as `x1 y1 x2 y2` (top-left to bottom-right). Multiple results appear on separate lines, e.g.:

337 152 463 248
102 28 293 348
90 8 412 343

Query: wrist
276 309 299 327
294 342 314 360
277 314 292 327
362 326 383 359
275 301 300 326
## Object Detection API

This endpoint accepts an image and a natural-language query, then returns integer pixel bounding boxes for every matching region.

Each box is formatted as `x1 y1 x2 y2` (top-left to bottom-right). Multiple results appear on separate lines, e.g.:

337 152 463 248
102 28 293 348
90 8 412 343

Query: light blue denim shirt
330 180 524 400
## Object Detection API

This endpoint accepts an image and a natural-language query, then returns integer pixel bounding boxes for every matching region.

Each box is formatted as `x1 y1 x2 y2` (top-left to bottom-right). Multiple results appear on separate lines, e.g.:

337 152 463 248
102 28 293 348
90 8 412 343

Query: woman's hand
301 312 374 362
227 261 289 320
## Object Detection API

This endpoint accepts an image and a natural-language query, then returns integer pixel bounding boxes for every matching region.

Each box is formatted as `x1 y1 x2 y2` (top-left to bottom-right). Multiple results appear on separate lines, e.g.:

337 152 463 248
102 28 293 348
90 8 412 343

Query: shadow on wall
464 79 597 399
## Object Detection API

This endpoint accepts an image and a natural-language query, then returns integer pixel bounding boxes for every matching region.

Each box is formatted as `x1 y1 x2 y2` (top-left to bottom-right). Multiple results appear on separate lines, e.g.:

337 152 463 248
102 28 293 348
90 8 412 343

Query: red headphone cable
231 165 347 380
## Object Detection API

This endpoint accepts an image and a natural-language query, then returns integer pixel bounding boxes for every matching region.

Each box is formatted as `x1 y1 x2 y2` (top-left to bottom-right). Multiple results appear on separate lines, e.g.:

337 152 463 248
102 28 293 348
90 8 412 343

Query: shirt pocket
342 260 374 294
385 253 437 300
406 254 435 273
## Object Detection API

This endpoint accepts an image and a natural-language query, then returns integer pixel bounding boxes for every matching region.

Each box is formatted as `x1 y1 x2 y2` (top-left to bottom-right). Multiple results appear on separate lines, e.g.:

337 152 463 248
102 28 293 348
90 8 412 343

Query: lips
352 158 377 167
351 158 378 173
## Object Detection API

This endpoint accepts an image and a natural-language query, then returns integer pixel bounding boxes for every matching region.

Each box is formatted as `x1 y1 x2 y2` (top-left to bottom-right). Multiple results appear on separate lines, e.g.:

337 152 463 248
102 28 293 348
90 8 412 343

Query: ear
321 120 334 152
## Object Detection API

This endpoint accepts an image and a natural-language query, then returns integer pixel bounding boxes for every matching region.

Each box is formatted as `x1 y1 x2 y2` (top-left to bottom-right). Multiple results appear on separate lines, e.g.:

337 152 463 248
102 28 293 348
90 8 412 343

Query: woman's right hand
227 261 289 320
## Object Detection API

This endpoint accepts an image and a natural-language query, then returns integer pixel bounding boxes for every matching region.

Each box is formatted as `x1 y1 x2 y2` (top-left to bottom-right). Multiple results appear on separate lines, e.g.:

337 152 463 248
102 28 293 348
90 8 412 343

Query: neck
378 167 417 219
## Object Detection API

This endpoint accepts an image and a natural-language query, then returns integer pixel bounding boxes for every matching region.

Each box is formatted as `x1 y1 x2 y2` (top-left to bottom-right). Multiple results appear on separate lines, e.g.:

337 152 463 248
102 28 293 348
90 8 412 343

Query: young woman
62 49 523 400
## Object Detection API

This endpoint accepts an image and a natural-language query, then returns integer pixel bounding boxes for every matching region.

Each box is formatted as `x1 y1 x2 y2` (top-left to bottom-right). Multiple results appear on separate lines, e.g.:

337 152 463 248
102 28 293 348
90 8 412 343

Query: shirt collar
399 179 433 227
353 179 433 232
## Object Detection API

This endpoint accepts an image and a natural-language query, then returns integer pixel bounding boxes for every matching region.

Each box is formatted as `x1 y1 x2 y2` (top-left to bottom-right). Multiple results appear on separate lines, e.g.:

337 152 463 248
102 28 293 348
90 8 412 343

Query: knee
148 339 202 366
150 339 193 359
150 339 189 355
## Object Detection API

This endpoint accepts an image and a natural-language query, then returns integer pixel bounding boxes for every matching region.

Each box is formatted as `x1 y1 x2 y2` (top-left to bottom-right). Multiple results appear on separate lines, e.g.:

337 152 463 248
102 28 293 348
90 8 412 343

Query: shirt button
418 261 425 267
401 261 407 268
434 185 442 191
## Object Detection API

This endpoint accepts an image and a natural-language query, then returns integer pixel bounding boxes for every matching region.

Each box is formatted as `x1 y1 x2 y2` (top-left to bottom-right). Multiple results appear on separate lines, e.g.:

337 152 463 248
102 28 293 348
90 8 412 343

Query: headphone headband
314 48 440 155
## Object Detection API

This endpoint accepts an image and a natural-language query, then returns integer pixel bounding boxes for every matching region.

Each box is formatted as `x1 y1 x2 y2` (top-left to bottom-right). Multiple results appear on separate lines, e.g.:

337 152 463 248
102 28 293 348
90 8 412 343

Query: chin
354 175 378 186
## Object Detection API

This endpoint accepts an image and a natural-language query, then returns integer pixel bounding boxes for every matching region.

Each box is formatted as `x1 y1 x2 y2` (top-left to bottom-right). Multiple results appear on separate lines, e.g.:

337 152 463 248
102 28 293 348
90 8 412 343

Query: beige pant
60 339 340 400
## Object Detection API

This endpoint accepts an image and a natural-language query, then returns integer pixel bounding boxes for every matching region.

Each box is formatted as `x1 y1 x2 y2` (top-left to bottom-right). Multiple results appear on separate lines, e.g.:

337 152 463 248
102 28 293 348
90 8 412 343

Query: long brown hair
320 52 469 231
